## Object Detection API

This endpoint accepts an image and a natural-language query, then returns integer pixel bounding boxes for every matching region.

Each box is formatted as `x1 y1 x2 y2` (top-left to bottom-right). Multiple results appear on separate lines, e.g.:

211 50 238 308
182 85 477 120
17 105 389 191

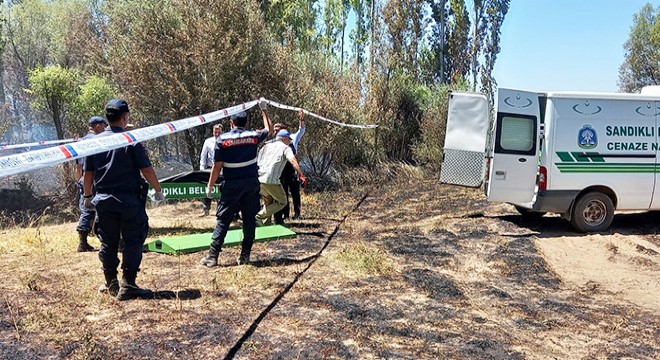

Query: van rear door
440 91 489 187
487 88 540 203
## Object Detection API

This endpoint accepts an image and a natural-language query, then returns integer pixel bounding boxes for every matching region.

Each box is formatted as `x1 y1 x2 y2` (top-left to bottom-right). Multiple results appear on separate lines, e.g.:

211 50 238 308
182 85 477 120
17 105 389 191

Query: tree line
0 0 657 186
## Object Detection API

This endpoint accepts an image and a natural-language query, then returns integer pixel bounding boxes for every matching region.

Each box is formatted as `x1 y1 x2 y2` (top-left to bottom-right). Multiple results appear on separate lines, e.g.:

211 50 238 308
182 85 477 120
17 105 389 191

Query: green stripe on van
584 152 605 162
558 169 658 173
556 152 574 162
556 151 606 163
571 152 591 162
556 162 660 173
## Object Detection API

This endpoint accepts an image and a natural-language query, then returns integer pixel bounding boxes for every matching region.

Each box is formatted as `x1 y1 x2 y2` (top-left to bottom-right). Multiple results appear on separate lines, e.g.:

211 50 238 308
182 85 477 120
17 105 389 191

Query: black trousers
96 197 148 274
209 178 260 255
274 176 300 222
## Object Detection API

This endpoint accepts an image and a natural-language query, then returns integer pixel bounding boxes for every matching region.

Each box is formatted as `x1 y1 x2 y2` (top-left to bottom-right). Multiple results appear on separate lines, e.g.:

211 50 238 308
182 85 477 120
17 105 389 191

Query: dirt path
536 233 660 311
0 180 658 359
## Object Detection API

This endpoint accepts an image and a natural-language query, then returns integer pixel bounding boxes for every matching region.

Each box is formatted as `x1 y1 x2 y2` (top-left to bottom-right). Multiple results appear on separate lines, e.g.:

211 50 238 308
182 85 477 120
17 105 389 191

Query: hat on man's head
276 130 291 138
230 111 248 121
105 99 130 117
88 116 108 126
230 111 248 126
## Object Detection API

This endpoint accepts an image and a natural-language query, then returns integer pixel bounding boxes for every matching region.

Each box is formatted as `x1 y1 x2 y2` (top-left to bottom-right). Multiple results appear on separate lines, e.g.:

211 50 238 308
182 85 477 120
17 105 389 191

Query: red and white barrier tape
0 100 257 178
264 99 378 129
0 98 377 179
1 138 79 150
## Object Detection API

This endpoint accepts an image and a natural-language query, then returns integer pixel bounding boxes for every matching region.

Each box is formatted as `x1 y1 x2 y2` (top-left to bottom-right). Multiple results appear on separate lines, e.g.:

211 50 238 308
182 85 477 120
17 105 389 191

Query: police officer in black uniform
83 99 166 300
75 116 107 252
200 101 272 267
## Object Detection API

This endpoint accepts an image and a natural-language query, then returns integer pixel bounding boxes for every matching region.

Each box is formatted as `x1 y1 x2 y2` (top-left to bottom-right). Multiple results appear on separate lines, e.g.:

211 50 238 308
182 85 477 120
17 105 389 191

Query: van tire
570 192 614 232
514 205 546 220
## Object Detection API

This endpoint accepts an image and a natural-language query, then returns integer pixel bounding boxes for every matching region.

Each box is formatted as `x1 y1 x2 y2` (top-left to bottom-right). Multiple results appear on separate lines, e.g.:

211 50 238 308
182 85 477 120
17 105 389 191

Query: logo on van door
578 125 598 149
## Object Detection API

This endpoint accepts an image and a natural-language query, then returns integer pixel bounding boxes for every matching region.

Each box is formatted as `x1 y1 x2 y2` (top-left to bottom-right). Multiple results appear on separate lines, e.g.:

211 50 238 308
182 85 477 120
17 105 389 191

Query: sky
492 0 654 93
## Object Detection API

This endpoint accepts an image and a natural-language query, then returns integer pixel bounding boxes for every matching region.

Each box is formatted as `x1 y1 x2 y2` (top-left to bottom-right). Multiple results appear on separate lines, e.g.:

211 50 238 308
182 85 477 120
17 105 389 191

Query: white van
440 88 660 232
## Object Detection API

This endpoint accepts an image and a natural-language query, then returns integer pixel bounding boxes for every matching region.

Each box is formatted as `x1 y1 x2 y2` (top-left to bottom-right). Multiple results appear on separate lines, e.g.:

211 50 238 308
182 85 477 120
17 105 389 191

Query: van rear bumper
533 190 579 213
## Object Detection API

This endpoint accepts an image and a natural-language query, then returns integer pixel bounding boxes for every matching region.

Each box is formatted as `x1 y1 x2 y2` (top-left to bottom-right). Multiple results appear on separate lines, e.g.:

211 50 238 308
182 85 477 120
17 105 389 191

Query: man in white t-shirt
256 130 307 226
199 124 222 216
272 110 306 222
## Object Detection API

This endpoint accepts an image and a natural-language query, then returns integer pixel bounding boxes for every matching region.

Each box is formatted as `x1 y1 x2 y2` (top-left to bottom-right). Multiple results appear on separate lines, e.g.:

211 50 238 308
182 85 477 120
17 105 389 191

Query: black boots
77 231 95 252
237 248 250 265
98 271 119 296
200 250 219 267
99 270 152 300
200 248 249 267
116 270 153 301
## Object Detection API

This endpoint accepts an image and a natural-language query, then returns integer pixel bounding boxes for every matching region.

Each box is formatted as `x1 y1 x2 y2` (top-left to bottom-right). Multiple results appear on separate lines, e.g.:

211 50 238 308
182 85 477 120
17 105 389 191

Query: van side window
495 113 537 156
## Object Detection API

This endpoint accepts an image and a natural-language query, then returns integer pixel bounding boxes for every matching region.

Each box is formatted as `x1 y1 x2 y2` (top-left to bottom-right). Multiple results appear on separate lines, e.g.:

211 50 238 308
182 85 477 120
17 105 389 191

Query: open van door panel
487 88 540 203
440 92 489 188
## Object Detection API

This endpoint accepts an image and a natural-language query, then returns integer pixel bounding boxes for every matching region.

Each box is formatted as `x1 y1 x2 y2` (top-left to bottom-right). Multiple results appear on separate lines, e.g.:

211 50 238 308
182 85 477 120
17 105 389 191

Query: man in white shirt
199 124 222 216
272 110 306 222
256 130 307 226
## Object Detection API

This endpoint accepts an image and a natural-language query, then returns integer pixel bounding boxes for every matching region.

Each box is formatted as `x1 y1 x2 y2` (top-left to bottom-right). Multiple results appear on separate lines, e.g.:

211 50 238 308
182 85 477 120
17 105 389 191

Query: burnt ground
0 180 658 359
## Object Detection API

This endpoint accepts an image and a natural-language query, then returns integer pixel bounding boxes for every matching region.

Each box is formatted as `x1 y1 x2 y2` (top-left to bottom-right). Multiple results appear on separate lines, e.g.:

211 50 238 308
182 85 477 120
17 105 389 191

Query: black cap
230 111 248 126
105 99 130 117
88 116 108 126
230 111 247 121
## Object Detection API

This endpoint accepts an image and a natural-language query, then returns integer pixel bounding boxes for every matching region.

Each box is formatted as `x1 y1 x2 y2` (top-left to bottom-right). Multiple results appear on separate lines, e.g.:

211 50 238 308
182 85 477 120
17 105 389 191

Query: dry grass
1 165 659 359
330 241 396 276
0 223 91 255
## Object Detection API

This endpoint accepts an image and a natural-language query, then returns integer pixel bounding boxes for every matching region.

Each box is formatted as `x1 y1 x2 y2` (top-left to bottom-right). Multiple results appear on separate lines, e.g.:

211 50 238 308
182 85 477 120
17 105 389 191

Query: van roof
542 91 660 101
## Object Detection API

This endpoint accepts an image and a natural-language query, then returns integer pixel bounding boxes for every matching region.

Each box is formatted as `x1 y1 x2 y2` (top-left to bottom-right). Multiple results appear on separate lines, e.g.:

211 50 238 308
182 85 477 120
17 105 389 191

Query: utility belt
97 181 149 205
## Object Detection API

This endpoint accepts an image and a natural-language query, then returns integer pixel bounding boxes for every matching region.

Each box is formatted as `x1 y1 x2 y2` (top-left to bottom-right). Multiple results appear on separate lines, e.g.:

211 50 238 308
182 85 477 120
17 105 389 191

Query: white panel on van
440 92 489 187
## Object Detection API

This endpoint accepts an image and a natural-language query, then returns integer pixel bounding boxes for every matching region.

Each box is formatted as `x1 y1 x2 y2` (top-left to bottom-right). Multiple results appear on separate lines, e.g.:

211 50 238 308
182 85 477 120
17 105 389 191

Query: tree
426 0 448 84
322 0 344 60
478 0 509 100
381 0 425 79
69 75 116 136
619 3 660 92
444 0 470 84
423 0 508 98
0 0 7 105
349 0 371 74
458 0 510 93
26 65 80 139
262 0 319 51
2 0 102 142
101 0 287 167
338 0 351 71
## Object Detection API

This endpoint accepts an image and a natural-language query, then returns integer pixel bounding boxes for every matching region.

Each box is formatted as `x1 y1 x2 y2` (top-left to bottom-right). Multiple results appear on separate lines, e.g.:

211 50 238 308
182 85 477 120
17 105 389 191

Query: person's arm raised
260 99 272 134
298 109 305 129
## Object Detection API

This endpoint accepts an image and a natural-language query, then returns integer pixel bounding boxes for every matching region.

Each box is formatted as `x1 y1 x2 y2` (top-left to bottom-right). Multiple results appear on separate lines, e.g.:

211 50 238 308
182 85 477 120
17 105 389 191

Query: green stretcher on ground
144 225 297 254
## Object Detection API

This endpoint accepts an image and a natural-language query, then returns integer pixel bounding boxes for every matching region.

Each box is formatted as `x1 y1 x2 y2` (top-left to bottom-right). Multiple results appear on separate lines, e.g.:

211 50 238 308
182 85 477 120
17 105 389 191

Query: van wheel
570 192 614 232
514 205 546 220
